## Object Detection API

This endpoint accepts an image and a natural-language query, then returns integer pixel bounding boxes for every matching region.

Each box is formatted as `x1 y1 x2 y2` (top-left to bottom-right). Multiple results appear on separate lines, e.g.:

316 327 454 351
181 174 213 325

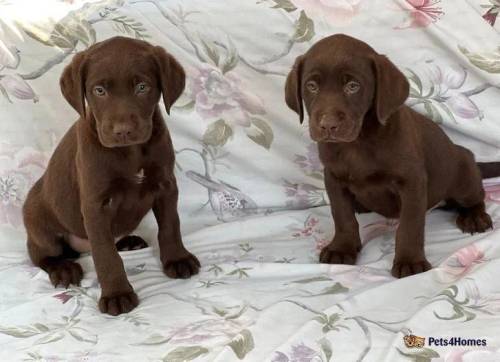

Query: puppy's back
403 106 463 194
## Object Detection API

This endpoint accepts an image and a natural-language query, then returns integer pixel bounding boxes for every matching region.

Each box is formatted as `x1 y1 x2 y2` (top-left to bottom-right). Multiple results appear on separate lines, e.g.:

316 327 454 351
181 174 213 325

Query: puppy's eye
135 82 150 94
344 81 360 94
306 81 319 94
93 86 106 97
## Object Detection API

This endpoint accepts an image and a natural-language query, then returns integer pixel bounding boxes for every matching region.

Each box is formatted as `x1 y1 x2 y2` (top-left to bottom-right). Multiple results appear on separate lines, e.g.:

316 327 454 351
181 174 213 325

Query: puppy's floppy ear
60 51 87 118
153 46 186 115
371 54 409 125
285 55 304 123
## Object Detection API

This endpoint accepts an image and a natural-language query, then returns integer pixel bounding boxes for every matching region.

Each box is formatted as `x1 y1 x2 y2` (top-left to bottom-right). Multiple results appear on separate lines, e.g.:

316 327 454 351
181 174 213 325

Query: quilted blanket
1 0 500 361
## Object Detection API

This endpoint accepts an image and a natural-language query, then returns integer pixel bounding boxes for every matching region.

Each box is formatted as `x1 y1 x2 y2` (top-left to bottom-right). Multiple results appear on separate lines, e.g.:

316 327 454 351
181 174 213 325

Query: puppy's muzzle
113 122 137 145
317 113 347 140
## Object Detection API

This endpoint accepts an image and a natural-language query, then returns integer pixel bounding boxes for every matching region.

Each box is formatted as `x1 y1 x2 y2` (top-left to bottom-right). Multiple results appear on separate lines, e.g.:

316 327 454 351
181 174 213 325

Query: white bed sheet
1 0 500 360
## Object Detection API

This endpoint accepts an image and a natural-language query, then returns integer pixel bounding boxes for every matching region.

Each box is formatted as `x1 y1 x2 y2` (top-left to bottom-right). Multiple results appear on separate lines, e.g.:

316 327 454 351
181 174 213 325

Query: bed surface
1 0 500 361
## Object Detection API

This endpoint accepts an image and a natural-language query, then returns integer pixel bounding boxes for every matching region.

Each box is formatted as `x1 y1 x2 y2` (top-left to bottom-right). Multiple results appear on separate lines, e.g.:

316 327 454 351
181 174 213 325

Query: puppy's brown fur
23 37 200 315
285 34 500 278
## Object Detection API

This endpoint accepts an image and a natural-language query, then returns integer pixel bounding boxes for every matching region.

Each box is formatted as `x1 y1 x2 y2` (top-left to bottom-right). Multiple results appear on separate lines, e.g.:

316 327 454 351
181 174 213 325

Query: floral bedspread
1 0 500 361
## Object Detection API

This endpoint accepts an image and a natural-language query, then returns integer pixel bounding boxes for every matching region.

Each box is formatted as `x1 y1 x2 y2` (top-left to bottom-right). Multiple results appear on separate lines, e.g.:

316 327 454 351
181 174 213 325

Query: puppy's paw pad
456 211 493 234
163 253 201 279
116 235 148 251
99 291 139 316
391 259 431 278
48 260 83 288
319 248 357 265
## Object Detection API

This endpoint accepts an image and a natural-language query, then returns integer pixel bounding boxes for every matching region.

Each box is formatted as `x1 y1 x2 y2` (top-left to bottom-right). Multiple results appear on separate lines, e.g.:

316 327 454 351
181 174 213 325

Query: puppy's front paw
163 253 200 279
319 236 361 265
48 260 83 288
99 291 139 316
391 259 431 278
319 247 358 265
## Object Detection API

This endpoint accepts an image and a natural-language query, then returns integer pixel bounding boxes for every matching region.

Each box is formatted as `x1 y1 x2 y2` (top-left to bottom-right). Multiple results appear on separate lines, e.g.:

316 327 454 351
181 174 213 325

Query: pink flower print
0 171 31 227
462 279 500 314
283 180 325 208
441 244 485 279
396 0 444 29
482 3 500 27
0 43 20 69
0 74 39 102
427 64 466 94
445 93 481 119
289 343 318 362
272 351 289 362
0 144 47 228
167 314 253 344
362 218 399 243
292 215 320 237
327 265 393 284
483 178 500 203
456 245 484 267
54 291 74 304
425 64 482 120
294 143 323 176
189 64 264 127
315 237 330 253
289 215 329 254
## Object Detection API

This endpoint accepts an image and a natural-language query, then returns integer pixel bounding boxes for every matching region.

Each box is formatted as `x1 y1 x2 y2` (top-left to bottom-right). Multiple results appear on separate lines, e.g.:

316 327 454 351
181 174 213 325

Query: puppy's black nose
113 123 134 138
320 114 341 132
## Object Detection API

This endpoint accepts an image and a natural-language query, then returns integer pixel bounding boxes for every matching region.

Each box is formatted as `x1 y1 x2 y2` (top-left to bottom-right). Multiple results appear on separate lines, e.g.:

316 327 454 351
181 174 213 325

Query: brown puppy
285 34 500 278
23 37 200 315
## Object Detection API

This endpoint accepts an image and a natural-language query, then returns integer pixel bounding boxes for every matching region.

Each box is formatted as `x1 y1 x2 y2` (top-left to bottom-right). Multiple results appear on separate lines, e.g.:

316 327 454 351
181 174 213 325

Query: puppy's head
60 36 185 148
285 34 409 143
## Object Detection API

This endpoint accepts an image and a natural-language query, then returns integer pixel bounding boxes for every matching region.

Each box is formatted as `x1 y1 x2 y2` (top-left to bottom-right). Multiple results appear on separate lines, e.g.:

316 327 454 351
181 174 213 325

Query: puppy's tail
477 162 500 179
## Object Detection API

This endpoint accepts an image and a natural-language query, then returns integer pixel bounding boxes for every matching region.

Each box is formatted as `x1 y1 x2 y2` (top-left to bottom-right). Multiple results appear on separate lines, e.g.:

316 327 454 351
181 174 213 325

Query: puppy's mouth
98 126 153 148
312 121 362 143
102 138 148 148
322 136 354 143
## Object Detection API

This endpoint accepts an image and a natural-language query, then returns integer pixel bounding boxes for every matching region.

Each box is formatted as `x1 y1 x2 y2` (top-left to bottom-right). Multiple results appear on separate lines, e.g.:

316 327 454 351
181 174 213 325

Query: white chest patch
135 168 145 184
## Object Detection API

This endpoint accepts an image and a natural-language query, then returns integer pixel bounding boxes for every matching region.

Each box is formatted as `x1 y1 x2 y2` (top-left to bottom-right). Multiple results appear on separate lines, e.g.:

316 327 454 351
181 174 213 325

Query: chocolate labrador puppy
23 37 200 315
285 34 500 278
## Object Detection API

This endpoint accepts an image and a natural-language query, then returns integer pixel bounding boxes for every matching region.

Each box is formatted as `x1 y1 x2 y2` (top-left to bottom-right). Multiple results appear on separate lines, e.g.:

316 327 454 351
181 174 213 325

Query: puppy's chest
332 164 383 187
110 163 170 202
323 147 388 186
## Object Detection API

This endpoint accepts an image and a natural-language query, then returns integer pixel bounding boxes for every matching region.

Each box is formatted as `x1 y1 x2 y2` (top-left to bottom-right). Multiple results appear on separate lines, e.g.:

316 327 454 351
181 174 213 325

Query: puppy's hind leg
449 147 493 234
28 239 83 288
24 201 83 288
